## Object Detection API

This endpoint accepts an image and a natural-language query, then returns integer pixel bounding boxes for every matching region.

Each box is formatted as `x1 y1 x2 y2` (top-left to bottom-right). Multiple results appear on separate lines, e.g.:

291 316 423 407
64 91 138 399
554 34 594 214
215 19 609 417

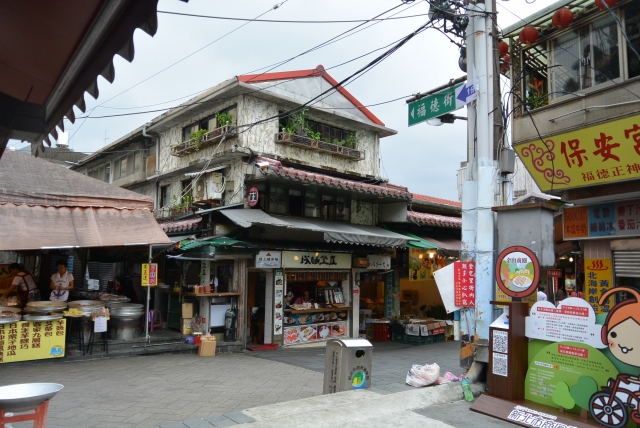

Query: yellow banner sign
0 319 66 363
514 114 640 191
141 263 158 286
584 258 613 315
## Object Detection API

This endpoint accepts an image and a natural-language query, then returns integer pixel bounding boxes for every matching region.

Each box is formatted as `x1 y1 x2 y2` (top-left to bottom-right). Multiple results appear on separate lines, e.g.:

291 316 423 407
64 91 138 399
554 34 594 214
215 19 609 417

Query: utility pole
460 0 500 364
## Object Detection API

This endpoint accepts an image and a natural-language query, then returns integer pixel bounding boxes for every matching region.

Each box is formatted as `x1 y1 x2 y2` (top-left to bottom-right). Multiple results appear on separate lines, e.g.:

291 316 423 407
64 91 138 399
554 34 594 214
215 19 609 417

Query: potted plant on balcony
216 112 233 127
190 129 208 152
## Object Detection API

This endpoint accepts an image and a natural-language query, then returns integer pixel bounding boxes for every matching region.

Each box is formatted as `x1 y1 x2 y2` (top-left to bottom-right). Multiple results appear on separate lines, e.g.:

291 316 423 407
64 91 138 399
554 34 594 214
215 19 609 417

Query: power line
157 10 432 23
68 1 290 144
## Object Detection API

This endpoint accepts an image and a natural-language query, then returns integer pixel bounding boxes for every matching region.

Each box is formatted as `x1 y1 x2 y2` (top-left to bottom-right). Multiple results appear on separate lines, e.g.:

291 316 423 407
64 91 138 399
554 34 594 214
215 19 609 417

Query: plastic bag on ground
405 363 440 387
436 371 463 384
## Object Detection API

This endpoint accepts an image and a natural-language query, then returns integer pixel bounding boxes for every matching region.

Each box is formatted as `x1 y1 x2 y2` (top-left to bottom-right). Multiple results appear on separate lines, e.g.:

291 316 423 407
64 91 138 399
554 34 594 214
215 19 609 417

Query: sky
9 0 558 201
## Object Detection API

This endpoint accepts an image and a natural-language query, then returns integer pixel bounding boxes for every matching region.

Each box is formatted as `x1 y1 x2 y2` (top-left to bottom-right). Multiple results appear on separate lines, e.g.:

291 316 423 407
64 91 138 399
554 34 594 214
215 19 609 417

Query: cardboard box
419 325 431 336
182 303 194 318
181 318 192 335
198 340 216 356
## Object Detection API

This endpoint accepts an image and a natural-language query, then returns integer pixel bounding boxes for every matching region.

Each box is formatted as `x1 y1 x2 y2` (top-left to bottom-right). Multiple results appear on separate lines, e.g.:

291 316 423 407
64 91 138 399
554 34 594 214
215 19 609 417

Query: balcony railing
275 132 363 160
170 125 237 157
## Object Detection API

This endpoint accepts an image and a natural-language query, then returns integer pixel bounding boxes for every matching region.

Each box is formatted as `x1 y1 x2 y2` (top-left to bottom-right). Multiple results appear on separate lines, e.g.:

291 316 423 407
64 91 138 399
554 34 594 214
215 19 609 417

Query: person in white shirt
50 259 74 302
537 286 547 302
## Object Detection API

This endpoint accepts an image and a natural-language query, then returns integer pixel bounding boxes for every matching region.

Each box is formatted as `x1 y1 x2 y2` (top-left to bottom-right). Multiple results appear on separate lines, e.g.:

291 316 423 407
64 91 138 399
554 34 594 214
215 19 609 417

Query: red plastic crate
371 323 391 341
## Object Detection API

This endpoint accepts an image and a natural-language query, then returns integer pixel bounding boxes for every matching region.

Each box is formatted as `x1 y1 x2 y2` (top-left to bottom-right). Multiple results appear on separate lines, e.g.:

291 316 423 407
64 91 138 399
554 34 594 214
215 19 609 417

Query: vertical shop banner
141 263 158 286
453 262 476 307
0 320 66 363
408 249 429 281
384 273 393 319
273 270 284 336
393 270 401 317
584 258 613 314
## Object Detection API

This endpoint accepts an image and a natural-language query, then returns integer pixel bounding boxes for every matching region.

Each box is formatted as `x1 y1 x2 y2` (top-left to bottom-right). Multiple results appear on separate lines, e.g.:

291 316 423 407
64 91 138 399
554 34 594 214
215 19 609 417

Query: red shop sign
247 187 259 207
454 261 476 307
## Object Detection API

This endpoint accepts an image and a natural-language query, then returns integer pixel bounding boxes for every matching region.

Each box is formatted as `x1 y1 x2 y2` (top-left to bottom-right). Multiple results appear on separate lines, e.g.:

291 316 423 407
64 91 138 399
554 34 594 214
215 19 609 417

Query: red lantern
595 0 617 9
552 7 574 30
498 40 509 57
519 25 539 45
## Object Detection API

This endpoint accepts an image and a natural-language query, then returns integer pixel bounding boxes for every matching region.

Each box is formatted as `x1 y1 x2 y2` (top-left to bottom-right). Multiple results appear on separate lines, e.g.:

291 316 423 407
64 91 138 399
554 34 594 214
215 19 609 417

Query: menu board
283 322 346 345
273 270 283 336
0 320 66 363
564 199 640 239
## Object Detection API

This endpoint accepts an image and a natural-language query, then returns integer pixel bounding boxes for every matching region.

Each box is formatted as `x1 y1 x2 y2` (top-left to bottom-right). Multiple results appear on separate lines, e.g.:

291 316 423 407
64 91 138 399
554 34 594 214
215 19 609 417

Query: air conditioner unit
193 172 225 202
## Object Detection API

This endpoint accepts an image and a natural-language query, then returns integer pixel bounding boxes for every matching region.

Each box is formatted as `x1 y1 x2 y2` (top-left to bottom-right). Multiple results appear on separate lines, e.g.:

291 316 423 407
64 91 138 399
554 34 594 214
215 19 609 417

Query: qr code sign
493 330 508 353
493 352 508 377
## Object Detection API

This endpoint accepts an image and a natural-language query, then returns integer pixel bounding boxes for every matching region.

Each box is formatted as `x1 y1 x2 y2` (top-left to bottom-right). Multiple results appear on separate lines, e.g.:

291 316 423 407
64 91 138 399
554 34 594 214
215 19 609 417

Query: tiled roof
408 211 462 228
412 193 462 208
159 217 202 233
238 65 384 126
257 157 412 200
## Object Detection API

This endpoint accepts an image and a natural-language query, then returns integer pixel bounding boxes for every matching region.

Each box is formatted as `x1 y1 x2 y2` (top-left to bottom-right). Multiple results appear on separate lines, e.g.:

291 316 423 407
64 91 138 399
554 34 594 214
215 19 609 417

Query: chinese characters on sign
281 252 351 269
141 263 157 286
515 113 640 192
256 251 281 268
584 258 613 314
495 246 540 298
247 187 259 207
525 298 604 348
0 320 66 363
453 261 476 307
563 200 640 239
407 83 466 126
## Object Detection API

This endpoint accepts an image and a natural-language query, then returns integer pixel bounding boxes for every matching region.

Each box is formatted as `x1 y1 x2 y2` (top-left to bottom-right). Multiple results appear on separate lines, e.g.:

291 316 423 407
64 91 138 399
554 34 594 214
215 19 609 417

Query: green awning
178 237 255 251
383 226 439 250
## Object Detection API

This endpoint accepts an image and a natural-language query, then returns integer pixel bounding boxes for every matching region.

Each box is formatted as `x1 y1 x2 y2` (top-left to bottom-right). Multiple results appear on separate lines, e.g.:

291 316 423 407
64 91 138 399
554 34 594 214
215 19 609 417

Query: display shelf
182 292 242 297
284 306 352 314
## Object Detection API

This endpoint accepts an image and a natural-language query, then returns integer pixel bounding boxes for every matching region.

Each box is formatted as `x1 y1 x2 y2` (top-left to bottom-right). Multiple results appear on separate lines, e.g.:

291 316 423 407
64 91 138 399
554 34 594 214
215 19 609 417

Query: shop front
264 251 354 347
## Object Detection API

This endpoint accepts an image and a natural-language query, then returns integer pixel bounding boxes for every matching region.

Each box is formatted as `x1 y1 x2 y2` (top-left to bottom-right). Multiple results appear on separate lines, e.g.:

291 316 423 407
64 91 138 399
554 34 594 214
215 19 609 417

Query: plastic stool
146 310 162 332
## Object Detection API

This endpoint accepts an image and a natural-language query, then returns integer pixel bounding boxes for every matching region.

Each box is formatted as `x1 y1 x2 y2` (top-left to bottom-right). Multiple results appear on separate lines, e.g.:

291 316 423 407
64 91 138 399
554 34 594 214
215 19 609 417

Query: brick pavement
1 340 462 428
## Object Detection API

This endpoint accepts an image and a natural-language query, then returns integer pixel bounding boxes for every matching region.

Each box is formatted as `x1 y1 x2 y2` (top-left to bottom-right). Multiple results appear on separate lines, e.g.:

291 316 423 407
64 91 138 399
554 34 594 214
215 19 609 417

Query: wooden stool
0 399 49 428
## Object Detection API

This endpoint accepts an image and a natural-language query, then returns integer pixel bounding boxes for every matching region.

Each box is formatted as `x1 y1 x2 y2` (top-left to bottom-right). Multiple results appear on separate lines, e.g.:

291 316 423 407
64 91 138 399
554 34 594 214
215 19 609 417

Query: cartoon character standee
589 287 640 428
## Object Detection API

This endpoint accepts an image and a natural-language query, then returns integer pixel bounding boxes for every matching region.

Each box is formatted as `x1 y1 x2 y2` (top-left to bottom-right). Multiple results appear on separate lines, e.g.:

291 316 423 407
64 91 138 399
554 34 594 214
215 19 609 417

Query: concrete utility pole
461 0 500 363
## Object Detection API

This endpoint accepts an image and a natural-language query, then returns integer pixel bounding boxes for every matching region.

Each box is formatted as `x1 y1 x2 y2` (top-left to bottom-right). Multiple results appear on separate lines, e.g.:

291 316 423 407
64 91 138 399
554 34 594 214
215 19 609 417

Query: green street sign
408 82 465 127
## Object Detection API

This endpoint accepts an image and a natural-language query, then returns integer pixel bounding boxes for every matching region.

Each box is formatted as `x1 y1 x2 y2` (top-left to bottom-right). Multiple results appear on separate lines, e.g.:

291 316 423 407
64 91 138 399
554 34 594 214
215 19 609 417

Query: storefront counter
0 319 66 363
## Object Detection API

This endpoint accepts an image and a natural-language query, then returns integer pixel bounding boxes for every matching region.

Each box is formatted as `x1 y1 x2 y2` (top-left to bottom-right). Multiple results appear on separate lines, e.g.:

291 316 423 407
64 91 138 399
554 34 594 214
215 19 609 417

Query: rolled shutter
614 251 640 278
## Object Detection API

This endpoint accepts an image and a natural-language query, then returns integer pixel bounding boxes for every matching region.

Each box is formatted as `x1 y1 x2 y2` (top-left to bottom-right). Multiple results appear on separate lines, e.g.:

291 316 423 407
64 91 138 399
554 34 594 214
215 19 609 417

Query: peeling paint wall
351 200 376 226
238 95 380 177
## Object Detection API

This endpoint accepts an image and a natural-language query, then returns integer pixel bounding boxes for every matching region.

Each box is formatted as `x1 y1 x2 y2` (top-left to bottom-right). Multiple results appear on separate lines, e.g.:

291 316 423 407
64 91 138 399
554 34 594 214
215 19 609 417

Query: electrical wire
156 10 433 23
68 1 290 144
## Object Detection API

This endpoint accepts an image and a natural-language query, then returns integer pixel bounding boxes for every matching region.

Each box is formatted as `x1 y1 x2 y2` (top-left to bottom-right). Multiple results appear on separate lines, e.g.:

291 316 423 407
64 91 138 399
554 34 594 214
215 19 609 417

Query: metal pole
472 0 498 363
145 245 152 344
406 75 468 103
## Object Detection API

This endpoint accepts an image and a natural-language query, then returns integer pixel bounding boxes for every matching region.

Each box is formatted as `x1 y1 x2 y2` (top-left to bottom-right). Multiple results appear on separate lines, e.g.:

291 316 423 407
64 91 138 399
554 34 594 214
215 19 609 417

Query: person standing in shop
10 263 40 308
294 290 313 305
537 286 547 302
50 259 74 302
284 291 294 309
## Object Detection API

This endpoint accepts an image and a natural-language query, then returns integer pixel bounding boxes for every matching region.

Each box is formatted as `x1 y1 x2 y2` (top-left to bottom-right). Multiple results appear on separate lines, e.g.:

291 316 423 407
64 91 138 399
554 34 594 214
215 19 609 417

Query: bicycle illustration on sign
589 287 640 428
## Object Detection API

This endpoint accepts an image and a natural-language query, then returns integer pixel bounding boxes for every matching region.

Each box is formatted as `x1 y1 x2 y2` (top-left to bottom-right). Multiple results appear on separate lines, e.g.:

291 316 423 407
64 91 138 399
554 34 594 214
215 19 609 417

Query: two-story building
503 0 640 311
73 65 422 348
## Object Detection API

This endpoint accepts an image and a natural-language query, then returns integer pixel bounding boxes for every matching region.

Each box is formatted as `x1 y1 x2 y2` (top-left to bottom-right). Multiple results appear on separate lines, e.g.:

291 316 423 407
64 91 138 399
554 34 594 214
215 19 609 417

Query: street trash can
323 338 372 394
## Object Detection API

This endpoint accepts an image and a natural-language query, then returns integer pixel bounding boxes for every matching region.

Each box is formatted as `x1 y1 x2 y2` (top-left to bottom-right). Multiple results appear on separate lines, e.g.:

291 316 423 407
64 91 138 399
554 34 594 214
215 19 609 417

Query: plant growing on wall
190 129 208 151
216 112 233 127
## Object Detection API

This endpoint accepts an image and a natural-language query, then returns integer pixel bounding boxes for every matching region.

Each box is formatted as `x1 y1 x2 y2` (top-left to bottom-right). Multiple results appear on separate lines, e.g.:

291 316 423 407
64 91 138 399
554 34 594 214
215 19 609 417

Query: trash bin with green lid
323 338 372 394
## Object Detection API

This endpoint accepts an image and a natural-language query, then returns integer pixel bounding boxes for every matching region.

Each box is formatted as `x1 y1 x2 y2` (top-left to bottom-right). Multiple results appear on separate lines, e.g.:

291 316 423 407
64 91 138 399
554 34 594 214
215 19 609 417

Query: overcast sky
10 0 557 201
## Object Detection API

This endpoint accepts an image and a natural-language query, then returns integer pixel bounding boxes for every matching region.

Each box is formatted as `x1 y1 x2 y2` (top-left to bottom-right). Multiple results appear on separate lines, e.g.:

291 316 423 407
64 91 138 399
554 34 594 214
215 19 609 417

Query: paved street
1 340 480 428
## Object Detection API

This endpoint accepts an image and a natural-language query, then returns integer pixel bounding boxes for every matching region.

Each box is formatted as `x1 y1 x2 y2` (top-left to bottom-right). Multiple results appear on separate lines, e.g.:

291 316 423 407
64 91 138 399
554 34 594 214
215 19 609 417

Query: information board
0 320 66 363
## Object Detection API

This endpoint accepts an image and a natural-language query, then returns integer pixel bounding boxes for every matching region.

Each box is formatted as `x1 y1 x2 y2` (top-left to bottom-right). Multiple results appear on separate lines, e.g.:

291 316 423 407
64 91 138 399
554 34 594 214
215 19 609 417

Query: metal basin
22 314 64 321
0 306 21 314
26 301 67 311
0 314 21 324
0 383 63 413
67 300 103 308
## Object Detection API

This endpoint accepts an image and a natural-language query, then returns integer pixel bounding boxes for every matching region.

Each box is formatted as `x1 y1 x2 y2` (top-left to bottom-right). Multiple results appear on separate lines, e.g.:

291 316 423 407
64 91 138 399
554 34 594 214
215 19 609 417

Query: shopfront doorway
248 271 266 344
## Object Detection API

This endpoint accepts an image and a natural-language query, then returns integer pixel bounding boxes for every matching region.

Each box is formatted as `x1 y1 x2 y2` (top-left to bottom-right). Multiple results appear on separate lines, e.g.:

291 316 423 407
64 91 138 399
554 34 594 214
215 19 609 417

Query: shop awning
222 209 414 247
283 217 413 247
220 209 290 228
178 237 256 251
0 204 171 251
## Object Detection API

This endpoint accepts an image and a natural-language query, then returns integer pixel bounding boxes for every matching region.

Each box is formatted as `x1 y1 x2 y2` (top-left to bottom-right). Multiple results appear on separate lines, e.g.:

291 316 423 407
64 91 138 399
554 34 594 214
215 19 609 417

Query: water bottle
461 378 474 402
